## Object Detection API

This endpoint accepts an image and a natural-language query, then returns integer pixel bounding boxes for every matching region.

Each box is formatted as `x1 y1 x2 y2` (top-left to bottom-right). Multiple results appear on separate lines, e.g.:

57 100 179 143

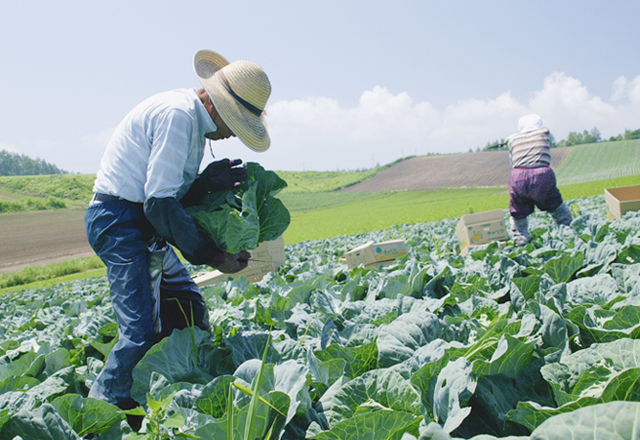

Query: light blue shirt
94 89 217 203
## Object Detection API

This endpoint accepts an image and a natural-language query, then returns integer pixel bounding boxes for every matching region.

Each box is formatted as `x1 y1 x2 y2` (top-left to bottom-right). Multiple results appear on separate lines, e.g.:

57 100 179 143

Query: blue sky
1 1 639 173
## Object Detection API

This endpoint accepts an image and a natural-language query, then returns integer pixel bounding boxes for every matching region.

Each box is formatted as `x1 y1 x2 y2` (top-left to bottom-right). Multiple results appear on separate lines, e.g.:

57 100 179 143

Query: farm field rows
340 148 572 192
555 139 640 185
1 194 640 438
0 210 94 273
2 173 640 287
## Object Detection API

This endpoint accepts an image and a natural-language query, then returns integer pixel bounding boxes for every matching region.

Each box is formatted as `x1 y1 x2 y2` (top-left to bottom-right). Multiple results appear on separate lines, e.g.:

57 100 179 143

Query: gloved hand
199 158 247 192
210 250 251 273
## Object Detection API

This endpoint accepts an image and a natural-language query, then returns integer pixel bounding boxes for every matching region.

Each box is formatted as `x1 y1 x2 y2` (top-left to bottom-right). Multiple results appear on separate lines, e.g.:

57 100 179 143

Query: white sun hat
193 49 271 152
517 114 543 133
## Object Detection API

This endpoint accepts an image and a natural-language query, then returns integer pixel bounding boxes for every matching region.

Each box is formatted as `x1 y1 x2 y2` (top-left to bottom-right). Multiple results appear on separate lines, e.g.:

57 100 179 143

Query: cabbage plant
187 162 290 254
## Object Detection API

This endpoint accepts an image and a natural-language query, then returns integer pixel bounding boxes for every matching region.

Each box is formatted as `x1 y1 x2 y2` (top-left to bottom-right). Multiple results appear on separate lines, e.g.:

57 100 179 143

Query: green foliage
277 168 381 193
625 128 640 140
3 196 640 438
558 127 602 147
284 187 511 243
188 163 290 253
51 394 124 437
0 256 104 289
0 174 95 202
608 127 640 142
0 150 68 176
0 196 68 213
279 190 390 212
126 392 198 439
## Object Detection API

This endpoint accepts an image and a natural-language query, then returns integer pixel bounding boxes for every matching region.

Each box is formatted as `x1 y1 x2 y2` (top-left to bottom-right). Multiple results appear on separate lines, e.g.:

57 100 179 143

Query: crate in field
605 184 640 220
343 240 406 269
193 236 285 287
456 209 508 254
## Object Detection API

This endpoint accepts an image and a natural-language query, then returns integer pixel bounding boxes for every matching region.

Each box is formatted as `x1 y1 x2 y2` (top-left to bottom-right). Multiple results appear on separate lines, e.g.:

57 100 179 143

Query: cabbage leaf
187 162 290 254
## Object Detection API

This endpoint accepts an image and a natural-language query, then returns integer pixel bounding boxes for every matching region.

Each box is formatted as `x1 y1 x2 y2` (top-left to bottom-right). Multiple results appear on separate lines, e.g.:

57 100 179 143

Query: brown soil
0 148 573 273
0 209 95 273
339 147 572 192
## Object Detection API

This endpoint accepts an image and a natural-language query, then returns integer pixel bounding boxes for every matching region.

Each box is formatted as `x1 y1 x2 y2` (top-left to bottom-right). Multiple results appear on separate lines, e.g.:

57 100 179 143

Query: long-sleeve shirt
93 89 221 264
508 127 551 169
94 88 216 202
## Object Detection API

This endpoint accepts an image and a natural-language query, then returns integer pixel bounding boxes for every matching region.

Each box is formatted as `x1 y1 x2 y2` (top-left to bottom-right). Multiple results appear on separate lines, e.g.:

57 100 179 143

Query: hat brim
194 51 270 152
193 50 229 80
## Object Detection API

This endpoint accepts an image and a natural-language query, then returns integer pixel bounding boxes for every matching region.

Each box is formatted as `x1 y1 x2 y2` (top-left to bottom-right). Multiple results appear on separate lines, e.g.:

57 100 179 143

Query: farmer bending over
507 114 572 246
85 50 271 413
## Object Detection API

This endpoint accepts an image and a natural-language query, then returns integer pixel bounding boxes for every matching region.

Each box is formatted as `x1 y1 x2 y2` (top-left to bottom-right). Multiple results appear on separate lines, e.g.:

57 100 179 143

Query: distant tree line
557 127 640 146
0 150 68 176
476 127 640 152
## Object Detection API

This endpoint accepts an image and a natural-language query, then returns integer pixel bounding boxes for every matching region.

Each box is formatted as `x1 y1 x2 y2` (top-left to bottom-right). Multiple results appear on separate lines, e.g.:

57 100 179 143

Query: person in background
84 49 271 416
507 114 572 246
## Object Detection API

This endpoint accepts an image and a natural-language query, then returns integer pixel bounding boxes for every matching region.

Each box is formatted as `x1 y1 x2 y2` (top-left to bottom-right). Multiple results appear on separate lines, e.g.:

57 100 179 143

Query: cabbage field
2 194 640 439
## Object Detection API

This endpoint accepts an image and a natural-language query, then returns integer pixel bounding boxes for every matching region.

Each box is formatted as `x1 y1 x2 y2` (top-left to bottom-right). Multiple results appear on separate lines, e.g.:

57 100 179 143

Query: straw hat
193 50 271 152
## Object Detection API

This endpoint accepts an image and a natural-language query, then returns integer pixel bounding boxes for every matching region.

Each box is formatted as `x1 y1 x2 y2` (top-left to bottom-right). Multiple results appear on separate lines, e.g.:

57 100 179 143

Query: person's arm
144 196 216 264
143 197 249 271
142 108 248 271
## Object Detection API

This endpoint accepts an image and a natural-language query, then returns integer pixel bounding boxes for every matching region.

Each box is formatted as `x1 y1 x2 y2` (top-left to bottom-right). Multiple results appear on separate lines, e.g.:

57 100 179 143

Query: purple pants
509 167 564 220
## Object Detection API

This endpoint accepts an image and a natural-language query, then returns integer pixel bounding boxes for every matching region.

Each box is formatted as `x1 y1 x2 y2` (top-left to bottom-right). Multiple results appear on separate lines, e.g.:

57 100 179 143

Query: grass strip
279 190 390 211
0 267 107 295
0 256 105 290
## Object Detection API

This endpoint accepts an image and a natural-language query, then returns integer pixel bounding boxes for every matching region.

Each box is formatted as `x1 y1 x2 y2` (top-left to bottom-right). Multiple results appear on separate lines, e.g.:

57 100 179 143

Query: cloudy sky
1 1 639 173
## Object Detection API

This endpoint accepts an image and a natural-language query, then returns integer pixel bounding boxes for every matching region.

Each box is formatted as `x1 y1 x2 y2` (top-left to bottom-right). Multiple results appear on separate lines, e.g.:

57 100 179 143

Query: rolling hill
339 147 573 192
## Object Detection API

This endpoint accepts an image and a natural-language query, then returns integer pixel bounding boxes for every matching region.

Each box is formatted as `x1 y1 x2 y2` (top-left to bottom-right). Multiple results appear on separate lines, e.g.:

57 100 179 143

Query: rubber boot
551 201 572 226
510 216 530 246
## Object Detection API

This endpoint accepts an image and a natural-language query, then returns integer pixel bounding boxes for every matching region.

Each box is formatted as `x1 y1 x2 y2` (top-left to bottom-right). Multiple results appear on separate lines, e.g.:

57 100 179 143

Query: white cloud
246 72 640 171
611 75 640 104
528 72 618 135
43 73 640 174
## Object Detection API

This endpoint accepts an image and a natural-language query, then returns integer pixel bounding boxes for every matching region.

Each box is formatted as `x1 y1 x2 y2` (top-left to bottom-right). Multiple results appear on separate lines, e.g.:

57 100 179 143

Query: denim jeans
85 198 209 405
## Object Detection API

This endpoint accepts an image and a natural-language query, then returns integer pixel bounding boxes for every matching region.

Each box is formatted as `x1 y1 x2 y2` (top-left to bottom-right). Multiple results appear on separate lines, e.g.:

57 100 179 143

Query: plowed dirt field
0 210 94 273
340 147 572 192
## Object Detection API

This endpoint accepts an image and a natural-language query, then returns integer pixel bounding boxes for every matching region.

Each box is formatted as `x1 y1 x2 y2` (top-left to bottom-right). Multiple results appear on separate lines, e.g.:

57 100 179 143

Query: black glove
210 250 251 273
180 158 247 207
200 158 247 192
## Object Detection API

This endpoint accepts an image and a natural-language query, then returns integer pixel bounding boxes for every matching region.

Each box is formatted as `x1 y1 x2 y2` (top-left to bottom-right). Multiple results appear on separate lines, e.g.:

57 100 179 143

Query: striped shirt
93 89 217 203
508 127 551 169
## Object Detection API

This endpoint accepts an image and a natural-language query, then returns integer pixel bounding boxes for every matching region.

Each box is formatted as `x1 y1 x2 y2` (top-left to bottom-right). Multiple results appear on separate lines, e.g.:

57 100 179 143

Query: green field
0 173 96 202
556 139 640 184
277 168 382 192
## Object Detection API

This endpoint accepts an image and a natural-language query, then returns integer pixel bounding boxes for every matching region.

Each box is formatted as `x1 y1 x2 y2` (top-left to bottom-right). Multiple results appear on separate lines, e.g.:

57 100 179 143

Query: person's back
508 126 551 169
94 89 209 204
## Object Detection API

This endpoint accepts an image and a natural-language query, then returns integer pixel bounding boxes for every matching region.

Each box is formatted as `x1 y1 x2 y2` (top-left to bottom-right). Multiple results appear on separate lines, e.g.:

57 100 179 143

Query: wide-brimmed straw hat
193 49 271 152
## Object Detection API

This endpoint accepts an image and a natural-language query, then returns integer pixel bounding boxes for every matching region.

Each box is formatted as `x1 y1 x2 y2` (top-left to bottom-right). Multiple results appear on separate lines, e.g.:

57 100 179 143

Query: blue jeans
85 198 209 405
